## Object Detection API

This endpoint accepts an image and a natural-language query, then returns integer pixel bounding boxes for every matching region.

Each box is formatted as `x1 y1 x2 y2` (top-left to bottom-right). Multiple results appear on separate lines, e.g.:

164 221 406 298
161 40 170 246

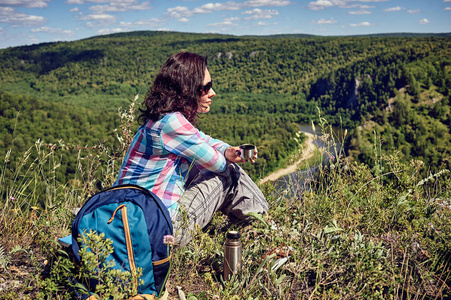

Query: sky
0 0 450 49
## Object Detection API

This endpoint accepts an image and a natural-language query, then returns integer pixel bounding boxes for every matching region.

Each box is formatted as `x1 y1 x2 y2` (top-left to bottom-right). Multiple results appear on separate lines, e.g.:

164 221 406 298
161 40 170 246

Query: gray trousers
173 162 268 247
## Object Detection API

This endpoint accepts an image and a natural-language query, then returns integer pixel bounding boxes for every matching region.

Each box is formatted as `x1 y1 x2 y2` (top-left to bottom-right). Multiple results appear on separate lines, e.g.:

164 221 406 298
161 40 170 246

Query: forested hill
0 31 450 182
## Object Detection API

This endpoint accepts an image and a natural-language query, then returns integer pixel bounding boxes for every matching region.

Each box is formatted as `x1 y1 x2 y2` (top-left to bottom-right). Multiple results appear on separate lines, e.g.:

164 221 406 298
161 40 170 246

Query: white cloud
349 10 371 14
0 7 14 14
209 17 240 27
307 0 336 11
257 21 269 26
97 27 126 35
243 8 279 20
0 7 46 27
0 0 50 8
383 6 402 12
66 0 143 4
80 13 117 21
95 17 161 34
89 1 152 13
31 26 74 35
418 18 430 24
444 0 451 2
349 5 374 9
350 21 371 27
311 18 337 24
245 0 292 7
178 18 190 22
167 6 193 19
28 35 39 44
79 12 117 27
192 2 241 14
65 0 84 4
70 7 79 12
407 9 420 13
119 17 166 28
444 7 451 10
167 0 293 20
167 3 240 19
307 0 388 10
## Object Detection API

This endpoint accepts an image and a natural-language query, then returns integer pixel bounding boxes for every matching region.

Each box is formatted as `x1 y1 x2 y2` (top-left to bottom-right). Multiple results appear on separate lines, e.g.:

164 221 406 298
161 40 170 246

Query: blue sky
0 0 450 49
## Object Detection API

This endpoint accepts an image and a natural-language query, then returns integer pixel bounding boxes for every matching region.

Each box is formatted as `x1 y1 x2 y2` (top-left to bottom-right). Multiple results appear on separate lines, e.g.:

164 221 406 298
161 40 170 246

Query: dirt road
259 132 316 185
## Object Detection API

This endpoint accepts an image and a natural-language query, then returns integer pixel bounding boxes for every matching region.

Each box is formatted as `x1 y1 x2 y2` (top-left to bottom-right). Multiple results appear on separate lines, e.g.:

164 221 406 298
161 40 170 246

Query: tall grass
0 97 450 299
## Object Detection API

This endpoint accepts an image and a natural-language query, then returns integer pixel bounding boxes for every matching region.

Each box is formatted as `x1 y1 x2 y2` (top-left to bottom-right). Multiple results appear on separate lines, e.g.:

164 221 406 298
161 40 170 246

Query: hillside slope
0 31 450 179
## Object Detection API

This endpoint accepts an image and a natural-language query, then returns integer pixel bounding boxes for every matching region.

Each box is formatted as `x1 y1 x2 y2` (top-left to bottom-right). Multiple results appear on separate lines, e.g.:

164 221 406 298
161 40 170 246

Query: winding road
259 132 317 185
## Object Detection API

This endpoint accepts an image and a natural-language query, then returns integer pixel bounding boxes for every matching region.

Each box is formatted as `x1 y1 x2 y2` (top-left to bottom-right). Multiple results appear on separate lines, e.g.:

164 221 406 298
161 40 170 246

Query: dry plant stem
344 170 401 217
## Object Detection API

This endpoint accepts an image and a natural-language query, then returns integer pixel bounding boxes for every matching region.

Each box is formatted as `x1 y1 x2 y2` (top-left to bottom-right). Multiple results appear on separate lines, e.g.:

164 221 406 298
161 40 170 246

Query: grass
296 147 323 171
0 100 450 299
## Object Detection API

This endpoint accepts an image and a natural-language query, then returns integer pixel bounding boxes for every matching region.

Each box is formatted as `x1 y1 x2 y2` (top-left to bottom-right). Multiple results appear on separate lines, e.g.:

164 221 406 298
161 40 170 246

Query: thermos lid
226 230 241 239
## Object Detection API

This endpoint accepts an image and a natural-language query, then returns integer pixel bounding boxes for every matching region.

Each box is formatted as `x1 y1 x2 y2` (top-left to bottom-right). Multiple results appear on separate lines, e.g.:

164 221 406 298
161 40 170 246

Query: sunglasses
201 81 213 94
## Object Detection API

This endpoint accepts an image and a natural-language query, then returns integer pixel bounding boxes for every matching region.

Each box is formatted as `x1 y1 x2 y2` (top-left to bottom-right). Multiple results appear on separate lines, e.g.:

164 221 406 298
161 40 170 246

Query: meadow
0 97 450 299
0 31 450 299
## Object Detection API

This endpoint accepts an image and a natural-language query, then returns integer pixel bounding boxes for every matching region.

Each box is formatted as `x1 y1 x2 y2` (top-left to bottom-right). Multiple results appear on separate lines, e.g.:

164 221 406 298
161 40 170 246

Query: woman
114 52 268 246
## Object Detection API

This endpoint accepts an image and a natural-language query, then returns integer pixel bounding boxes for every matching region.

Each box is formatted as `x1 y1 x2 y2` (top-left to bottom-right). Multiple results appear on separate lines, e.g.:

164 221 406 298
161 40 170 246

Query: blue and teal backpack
70 184 173 299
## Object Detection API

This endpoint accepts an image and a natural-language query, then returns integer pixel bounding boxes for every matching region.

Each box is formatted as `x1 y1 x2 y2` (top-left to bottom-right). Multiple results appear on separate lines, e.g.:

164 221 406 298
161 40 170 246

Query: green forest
1 31 450 183
1 31 451 300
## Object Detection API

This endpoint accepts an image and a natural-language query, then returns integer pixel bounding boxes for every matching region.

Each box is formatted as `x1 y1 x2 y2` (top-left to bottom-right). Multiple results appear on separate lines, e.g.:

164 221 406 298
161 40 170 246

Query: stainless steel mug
239 144 256 160
224 231 242 281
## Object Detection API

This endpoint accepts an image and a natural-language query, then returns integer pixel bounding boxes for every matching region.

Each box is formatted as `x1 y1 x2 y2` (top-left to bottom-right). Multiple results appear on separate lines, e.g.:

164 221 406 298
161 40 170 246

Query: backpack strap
129 293 157 300
130 289 169 300
153 253 172 266
86 293 159 300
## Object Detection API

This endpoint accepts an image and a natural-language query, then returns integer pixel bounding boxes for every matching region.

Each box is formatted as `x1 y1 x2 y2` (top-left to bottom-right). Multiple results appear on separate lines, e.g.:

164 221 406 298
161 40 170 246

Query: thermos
223 230 242 281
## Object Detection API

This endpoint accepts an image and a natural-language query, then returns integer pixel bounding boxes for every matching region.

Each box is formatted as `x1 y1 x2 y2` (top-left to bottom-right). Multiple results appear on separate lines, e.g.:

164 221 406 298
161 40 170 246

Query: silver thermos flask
223 230 242 281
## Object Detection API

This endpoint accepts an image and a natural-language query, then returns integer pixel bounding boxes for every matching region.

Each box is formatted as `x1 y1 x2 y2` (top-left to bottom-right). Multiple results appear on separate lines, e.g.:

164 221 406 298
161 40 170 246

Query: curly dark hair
139 52 208 125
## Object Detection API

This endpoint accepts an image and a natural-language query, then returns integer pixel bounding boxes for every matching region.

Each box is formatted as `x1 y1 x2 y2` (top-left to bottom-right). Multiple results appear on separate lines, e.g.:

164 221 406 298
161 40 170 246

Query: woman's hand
225 146 258 164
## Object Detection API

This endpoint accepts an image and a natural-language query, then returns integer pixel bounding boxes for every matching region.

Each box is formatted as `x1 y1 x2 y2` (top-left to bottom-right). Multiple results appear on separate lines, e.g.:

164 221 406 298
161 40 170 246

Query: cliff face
308 75 360 111
309 78 334 97
346 78 360 110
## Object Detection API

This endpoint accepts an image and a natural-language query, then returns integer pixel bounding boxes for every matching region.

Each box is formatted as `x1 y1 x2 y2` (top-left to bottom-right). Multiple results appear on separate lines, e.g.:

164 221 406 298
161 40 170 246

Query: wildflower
161 234 175 296
163 235 175 245
328 154 335 161
9 197 15 200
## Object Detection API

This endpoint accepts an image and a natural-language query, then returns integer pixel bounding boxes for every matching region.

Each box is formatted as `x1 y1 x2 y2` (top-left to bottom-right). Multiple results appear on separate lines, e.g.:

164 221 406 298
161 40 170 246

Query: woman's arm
197 130 231 155
160 113 228 173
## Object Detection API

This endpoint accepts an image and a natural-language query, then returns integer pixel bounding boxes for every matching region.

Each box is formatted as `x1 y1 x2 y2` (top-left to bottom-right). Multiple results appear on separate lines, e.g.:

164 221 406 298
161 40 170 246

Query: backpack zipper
109 204 138 293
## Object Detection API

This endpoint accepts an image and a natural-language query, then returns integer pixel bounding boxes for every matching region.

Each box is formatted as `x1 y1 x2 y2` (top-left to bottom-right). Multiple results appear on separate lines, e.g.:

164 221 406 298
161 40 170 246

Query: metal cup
239 144 256 160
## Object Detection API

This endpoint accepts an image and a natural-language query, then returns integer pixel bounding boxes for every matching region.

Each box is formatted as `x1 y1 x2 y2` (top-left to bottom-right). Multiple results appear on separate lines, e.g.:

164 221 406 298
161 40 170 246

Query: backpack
70 184 173 299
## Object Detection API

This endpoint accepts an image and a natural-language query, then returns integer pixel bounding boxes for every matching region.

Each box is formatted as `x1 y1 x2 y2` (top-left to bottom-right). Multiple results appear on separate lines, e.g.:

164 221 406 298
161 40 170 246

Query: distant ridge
85 30 237 40
333 32 451 38
243 32 451 39
91 30 451 41
241 33 320 39
3 30 451 51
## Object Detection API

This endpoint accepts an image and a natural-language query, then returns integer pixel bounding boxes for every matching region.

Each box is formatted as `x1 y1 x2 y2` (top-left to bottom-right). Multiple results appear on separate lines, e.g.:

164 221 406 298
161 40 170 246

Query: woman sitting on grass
113 52 268 246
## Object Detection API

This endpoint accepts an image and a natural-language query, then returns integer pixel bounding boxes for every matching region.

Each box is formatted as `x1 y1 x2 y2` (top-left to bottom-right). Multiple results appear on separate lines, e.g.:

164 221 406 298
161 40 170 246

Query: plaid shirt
114 112 231 218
